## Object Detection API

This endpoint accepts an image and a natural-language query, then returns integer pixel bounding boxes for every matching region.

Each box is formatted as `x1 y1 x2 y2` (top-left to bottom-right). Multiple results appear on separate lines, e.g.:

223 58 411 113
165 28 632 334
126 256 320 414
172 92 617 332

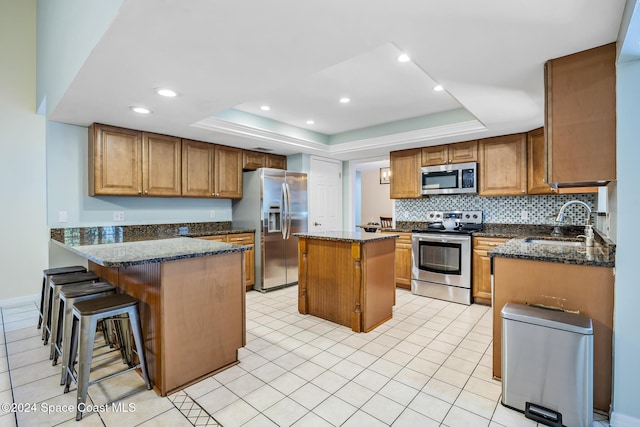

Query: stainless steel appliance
232 168 308 292
501 303 593 427
421 161 477 195
411 210 483 305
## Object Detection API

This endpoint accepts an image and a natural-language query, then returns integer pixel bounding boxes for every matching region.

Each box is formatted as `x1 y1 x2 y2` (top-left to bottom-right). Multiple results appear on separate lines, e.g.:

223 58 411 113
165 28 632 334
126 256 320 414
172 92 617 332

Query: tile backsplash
395 193 597 225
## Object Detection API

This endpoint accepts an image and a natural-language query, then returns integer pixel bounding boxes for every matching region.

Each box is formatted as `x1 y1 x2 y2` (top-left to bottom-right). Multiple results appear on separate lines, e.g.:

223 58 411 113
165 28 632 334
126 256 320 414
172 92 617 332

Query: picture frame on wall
380 167 391 184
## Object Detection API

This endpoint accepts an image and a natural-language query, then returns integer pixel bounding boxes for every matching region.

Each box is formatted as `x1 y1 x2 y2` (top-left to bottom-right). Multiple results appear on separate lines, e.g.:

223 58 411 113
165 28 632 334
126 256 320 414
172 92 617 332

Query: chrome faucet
552 200 593 237
555 200 592 225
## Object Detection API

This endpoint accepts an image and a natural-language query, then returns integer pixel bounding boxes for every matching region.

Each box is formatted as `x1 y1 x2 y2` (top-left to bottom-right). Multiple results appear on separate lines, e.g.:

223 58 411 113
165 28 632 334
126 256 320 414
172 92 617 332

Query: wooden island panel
298 236 395 333
89 251 245 396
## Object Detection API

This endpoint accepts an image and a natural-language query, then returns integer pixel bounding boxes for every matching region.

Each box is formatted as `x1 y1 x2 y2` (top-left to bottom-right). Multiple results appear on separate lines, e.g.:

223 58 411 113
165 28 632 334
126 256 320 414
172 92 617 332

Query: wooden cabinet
142 133 182 197
182 140 242 199
472 237 508 305
199 233 255 290
242 150 287 170
266 154 287 170
545 43 616 186
214 145 243 199
382 231 412 289
390 148 421 199
526 128 554 195
478 133 527 196
89 124 181 197
493 257 614 411
421 140 478 166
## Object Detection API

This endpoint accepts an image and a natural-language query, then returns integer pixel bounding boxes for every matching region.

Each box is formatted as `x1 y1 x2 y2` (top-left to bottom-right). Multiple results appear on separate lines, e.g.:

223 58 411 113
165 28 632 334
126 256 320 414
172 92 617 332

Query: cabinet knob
144 191 148 194
138 191 142 195
521 189 525 193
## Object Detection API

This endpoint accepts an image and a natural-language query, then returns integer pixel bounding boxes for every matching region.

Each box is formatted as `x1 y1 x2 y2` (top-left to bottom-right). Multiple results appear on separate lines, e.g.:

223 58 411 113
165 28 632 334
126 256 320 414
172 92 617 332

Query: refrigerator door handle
284 182 292 240
281 182 287 239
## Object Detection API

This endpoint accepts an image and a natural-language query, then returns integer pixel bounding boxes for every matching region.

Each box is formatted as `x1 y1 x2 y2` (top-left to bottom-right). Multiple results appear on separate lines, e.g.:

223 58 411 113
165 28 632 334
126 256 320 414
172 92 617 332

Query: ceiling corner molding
191 116 331 154
193 116 486 158
327 120 487 155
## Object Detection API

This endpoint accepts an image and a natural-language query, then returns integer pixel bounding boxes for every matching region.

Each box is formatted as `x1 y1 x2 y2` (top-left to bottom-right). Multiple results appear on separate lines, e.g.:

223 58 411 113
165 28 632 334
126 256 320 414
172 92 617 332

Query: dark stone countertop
294 231 399 243
50 222 253 267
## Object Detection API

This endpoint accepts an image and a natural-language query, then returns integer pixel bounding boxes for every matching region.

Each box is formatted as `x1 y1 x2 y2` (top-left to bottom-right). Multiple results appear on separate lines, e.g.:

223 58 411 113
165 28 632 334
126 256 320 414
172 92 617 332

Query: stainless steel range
411 210 483 305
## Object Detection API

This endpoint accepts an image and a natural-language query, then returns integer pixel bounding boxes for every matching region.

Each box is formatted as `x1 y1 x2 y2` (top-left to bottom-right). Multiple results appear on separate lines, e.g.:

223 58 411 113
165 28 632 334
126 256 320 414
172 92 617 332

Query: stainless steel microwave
420 161 477 195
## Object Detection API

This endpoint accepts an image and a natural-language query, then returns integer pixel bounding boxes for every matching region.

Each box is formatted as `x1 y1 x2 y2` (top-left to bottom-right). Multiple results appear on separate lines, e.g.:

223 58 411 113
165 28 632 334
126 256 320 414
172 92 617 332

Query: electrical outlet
209 210 216 218
113 211 125 221
520 210 528 220
58 211 68 223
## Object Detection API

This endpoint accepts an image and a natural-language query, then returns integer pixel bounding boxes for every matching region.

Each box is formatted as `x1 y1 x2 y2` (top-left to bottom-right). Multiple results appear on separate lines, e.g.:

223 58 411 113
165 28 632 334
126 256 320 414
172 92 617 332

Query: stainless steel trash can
501 303 593 427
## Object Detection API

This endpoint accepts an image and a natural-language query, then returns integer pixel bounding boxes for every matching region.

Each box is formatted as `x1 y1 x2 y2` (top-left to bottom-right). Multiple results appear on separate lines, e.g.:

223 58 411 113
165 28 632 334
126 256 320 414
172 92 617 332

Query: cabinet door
545 43 616 185
182 139 215 198
395 233 412 289
390 149 421 199
527 128 554 195
242 150 265 170
143 133 182 197
228 233 255 289
214 145 243 199
421 145 448 166
478 133 527 196
266 154 287 170
89 124 142 196
449 140 478 164
472 237 508 305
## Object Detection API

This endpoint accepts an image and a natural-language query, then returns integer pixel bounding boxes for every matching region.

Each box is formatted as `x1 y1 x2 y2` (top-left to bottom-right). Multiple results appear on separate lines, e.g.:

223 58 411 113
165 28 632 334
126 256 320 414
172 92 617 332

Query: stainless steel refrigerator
232 168 308 292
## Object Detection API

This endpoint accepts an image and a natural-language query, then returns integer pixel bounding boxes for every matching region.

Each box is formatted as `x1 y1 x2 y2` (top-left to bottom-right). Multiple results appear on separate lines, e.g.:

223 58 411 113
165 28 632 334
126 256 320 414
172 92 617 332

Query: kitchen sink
523 237 584 247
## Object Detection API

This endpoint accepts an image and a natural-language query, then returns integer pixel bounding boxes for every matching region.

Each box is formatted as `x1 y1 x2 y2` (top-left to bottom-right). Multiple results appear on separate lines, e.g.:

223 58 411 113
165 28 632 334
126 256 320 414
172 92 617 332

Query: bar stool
64 293 152 421
52 281 116 384
38 266 86 329
43 272 99 344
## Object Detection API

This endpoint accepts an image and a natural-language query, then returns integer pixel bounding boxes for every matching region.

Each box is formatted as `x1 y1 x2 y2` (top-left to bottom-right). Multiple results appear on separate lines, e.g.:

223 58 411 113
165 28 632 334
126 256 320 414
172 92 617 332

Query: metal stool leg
127 307 151 390
75 314 97 421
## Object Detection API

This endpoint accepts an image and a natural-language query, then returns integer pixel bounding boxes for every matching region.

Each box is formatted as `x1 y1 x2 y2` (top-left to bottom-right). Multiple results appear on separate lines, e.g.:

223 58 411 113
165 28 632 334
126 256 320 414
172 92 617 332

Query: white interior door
309 156 342 232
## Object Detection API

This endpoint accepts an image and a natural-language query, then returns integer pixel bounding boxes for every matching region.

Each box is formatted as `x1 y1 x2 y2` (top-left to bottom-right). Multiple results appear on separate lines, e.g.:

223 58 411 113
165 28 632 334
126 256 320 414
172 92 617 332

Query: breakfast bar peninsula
51 227 250 396
295 231 398 333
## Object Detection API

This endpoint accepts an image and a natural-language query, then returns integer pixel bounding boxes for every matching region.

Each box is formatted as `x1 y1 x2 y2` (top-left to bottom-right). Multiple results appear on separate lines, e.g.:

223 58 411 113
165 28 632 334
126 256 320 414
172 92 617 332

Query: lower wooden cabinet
199 233 255 290
383 232 412 289
472 237 508 305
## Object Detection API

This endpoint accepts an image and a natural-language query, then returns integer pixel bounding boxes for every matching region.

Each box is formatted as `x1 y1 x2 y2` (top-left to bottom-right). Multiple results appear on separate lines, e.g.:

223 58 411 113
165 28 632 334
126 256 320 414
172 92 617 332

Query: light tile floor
0 287 610 426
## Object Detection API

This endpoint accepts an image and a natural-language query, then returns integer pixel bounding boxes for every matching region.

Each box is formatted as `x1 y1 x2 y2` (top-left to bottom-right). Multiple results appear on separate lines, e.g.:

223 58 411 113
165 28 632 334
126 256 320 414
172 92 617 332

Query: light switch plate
113 211 125 221
58 211 68 223
520 210 528 220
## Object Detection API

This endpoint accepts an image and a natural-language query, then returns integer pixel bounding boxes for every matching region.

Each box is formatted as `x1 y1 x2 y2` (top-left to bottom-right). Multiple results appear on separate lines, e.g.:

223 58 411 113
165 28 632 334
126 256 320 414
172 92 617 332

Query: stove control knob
429 213 434 218
435 214 441 218
473 214 478 219
465 214 470 219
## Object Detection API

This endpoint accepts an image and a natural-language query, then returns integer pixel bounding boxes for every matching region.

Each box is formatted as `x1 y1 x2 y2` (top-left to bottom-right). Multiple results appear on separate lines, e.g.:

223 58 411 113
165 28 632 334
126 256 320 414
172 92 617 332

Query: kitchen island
51 230 250 396
489 235 615 412
295 231 398 333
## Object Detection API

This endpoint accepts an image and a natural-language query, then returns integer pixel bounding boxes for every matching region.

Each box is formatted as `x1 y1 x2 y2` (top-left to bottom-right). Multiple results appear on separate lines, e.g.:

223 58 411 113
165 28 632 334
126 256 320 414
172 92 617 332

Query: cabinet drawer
228 233 254 244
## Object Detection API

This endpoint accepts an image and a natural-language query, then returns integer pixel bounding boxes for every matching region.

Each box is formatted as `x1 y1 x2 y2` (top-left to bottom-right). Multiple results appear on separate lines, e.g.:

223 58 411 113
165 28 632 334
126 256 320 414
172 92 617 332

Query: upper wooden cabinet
214 145 243 199
526 128 554 195
478 133 527 196
242 150 287 171
421 140 478 166
390 148 421 199
545 43 616 186
89 124 181 197
182 140 242 199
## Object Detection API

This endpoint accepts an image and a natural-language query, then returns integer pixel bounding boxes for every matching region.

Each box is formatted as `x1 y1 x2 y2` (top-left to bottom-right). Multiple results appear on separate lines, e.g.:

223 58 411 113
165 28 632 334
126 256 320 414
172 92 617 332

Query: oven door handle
412 234 470 244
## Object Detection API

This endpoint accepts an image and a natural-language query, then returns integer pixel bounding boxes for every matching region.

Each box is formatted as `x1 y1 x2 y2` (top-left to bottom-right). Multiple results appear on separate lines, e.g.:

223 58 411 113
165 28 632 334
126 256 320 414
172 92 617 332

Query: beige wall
0 0 48 303
360 169 393 225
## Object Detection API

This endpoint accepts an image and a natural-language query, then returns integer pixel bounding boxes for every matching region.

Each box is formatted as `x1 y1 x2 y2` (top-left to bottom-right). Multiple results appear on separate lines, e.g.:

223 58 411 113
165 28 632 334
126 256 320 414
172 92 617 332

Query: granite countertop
488 238 614 267
294 231 399 243
52 237 249 268
50 222 253 267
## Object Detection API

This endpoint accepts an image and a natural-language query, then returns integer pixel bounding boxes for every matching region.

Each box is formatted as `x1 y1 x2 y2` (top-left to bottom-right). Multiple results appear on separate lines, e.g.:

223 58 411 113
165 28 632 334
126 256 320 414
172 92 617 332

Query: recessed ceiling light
306 120 315 125
260 105 271 111
339 97 351 104
130 106 151 114
156 88 177 97
433 85 444 92
397 53 411 63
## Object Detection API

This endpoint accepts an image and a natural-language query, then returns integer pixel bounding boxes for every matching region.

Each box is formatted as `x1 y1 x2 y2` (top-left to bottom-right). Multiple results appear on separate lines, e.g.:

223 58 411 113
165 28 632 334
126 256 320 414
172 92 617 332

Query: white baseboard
611 411 640 427
0 294 39 308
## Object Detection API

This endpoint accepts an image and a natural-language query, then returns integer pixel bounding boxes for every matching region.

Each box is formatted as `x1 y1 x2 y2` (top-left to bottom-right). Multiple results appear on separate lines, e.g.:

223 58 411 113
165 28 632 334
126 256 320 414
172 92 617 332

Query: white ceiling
50 0 626 161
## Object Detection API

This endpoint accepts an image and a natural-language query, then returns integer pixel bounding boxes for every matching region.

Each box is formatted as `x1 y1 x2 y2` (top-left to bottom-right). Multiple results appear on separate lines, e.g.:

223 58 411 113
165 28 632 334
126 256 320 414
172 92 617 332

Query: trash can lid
501 303 593 335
